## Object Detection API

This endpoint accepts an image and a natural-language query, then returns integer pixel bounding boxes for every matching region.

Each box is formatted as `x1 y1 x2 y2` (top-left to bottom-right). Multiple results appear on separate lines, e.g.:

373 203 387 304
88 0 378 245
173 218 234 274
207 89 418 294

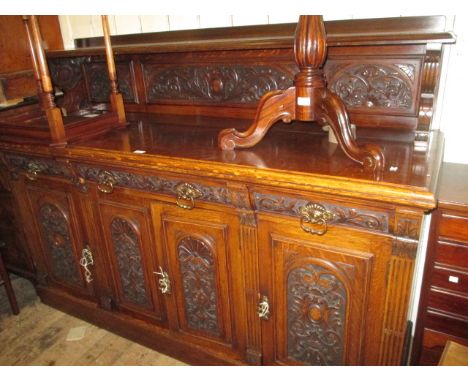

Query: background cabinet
412 163 468 365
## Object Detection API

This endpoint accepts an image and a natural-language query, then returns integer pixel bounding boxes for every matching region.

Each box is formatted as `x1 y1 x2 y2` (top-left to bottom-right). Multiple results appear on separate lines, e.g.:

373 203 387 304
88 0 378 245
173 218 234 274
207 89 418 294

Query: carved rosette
39 203 81 284
177 236 220 335
253 193 389 233
328 63 415 110
110 217 149 306
144 64 296 104
287 264 347 365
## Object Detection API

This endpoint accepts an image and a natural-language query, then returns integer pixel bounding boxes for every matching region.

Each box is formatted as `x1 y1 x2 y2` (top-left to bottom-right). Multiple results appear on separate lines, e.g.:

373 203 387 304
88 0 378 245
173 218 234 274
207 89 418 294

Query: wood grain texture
0 277 186 365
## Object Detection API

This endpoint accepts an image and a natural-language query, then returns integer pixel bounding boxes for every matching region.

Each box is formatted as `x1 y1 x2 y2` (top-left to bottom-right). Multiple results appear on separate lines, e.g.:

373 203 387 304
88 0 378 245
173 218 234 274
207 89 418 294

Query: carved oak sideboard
0 16 455 365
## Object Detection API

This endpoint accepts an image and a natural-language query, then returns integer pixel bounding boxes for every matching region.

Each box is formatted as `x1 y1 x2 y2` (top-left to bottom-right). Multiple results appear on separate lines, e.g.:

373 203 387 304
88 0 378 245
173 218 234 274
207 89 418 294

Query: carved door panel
258 215 379 366
152 203 245 358
25 182 94 297
97 199 166 323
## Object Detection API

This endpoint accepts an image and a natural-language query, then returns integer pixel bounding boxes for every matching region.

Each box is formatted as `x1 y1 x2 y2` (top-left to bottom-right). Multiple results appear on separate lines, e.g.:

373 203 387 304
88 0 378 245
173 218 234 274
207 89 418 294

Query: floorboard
0 276 187 366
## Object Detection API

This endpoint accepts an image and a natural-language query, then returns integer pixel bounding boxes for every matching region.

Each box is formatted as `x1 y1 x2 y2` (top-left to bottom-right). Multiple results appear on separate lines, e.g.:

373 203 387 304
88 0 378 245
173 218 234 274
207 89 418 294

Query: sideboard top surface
30 112 439 210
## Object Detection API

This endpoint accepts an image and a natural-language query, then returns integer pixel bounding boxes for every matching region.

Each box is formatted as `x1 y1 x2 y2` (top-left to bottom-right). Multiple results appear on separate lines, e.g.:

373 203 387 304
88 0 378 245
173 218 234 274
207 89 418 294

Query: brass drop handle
154 266 171 295
175 182 202 210
97 170 117 194
299 202 334 236
25 162 42 181
80 246 94 283
257 295 271 320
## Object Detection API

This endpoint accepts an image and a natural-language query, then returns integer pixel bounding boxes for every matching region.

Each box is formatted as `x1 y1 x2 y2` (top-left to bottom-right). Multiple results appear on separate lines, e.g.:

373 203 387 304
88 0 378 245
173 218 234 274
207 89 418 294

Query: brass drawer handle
97 170 117 194
258 295 270 320
80 246 94 283
299 202 334 236
25 162 42 181
154 266 171 295
175 182 202 210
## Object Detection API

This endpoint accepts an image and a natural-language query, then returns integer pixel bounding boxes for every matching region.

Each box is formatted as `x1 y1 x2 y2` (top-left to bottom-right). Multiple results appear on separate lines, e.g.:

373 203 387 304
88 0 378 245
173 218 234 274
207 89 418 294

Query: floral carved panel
177 236 220 336
143 64 296 104
287 263 347 365
38 202 81 284
83 61 136 103
110 217 150 306
325 59 422 115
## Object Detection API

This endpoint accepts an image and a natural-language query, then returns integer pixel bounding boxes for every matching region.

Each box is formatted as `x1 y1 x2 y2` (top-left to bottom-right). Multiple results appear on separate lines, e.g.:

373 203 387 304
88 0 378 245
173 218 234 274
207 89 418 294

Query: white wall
58 14 468 165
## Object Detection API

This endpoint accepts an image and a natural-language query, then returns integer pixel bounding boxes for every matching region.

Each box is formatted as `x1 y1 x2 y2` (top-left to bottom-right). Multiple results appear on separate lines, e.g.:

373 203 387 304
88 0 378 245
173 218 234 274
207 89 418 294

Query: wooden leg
218 87 296 150
0 251 20 315
318 90 385 171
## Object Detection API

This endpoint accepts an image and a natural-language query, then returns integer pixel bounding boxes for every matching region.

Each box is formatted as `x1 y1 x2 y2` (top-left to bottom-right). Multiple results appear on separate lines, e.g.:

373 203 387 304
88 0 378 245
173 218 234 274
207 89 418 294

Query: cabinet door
97 197 166 323
152 203 245 359
26 181 94 298
258 215 381 366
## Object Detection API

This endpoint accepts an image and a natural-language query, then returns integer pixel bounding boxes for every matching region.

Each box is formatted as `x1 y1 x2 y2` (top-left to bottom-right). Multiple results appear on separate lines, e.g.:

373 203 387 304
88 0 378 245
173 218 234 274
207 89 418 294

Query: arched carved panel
329 64 414 110
38 202 81 284
287 263 347 365
110 217 149 306
177 235 220 336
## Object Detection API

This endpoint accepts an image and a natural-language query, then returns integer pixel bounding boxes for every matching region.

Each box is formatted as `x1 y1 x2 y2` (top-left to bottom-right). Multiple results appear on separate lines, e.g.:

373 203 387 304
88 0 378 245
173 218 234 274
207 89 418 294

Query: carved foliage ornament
84 62 135 102
110 217 149 306
49 57 88 91
287 263 347 365
144 64 296 104
78 166 231 206
39 203 81 284
177 236 220 335
253 193 389 233
5 154 72 179
328 64 415 110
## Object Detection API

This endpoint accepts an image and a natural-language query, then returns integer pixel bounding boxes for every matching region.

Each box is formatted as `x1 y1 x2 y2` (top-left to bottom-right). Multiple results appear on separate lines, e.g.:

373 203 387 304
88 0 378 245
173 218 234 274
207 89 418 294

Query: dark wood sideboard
0 16 456 365
412 163 468 365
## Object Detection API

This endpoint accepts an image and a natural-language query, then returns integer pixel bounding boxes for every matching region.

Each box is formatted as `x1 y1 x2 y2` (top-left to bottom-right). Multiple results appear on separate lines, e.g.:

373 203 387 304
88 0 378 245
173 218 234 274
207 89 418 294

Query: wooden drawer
431 264 468 294
251 188 391 235
428 287 468 317
435 241 468 268
74 163 231 209
439 213 468 243
425 309 468 340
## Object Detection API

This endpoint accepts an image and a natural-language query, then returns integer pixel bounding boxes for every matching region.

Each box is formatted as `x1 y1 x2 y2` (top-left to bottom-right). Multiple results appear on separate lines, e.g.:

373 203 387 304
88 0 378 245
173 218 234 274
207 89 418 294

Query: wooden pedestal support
218 16 384 171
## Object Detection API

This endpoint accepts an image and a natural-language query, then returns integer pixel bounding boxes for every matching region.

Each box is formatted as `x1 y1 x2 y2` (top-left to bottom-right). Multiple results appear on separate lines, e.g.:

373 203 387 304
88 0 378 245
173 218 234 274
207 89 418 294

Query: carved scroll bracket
218 15 384 172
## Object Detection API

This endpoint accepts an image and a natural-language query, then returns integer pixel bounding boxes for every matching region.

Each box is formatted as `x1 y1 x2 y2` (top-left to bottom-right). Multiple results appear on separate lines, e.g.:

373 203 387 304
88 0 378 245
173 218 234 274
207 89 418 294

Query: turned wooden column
22 16 45 109
294 15 327 121
218 15 384 171
101 15 126 124
25 15 66 145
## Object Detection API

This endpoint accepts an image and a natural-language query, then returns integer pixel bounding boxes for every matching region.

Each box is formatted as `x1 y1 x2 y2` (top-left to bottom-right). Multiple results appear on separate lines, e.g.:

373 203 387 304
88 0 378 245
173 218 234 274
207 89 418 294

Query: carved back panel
48 16 452 144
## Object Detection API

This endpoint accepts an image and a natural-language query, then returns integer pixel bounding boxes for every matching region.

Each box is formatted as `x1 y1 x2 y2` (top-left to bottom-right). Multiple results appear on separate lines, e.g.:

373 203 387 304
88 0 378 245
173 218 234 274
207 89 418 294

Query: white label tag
448 275 459 284
297 97 311 106
133 150 146 154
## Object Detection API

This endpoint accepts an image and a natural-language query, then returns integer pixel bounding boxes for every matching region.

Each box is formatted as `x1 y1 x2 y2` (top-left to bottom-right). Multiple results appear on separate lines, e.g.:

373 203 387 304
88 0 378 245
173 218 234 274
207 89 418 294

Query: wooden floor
0 276 187 366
